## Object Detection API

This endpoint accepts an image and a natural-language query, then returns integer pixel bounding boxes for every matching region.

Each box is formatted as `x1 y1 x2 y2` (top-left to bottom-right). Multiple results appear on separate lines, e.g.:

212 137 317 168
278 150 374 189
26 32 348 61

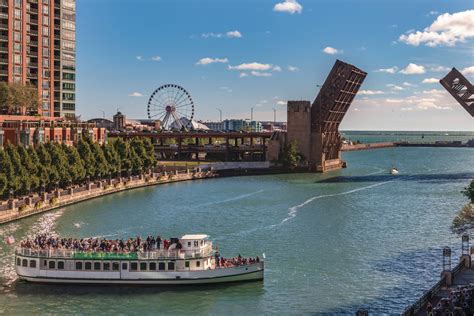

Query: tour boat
15 234 264 285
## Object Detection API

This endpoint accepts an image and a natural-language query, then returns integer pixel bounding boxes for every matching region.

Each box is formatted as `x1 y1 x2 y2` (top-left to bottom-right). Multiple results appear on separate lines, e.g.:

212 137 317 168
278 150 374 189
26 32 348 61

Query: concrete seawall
0 171 218 225
342 142 395 151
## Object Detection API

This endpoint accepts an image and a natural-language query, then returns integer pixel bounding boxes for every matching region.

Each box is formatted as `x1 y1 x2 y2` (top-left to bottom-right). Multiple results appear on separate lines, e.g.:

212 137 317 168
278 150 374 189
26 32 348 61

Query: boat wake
278 179 396 226
198 189 266 207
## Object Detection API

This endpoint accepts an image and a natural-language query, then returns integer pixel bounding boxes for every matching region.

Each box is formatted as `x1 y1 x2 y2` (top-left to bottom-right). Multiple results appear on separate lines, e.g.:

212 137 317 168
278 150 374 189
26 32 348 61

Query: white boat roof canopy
180 234 209 240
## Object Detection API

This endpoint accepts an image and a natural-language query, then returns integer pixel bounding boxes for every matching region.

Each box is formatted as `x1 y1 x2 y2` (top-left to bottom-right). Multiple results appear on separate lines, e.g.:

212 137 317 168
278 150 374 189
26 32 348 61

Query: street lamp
9 188 13 200
273 108 276 124
87 175 90 184
250 107 254 121
217 108 222 122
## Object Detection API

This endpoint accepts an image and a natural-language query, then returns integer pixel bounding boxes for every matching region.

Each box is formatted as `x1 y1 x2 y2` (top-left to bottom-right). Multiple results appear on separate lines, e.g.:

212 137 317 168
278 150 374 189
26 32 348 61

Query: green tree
77 138 96 179
17 145 38 193
103 142 121 177
46 143 71 187
129 147 143 174
114 138 132 175
0 173 7 197
278 141 302 169
462 180 474 203
0 82 9 114
90 142 109 179
63 144 86 184
5 143 26 195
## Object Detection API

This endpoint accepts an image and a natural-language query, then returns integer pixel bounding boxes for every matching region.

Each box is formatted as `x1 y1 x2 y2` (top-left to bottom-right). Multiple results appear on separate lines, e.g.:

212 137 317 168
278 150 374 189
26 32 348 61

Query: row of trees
0 82 40 115
0 137 156 199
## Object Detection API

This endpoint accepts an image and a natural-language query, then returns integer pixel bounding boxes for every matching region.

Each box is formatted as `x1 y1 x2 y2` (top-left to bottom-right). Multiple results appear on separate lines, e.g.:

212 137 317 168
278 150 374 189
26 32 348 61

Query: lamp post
273 108 276 124
217 108 222 122
251 107 254 121
9 188 13 200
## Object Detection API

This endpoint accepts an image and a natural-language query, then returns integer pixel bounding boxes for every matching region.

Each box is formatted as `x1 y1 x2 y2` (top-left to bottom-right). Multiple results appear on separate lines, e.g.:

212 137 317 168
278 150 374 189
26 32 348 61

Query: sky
76 0 474 131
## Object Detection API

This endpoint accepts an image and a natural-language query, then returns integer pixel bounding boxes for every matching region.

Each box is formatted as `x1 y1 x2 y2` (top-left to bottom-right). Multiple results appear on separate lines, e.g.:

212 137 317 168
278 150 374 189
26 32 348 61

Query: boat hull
16 262 264 285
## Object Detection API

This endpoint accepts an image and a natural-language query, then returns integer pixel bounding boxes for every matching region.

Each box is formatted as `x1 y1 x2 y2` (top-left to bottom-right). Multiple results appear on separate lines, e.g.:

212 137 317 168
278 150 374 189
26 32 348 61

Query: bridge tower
439 68 474 117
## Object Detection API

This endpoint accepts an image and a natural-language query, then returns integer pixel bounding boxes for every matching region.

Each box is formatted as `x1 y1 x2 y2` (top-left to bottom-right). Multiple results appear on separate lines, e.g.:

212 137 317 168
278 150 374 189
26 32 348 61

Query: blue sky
77 0 474 131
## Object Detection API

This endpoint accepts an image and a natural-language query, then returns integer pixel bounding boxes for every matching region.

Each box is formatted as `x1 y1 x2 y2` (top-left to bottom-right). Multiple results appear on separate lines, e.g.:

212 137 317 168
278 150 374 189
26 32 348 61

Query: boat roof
181 234 209 240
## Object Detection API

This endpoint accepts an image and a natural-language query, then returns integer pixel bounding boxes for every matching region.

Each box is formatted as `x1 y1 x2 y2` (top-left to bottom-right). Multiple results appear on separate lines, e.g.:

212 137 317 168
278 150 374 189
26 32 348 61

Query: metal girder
440 68 474 117
311 59 367 133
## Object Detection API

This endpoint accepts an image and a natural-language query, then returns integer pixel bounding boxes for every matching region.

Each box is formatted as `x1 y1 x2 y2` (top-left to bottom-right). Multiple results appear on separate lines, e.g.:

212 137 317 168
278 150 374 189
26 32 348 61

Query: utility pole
251 107 253 121
273 108 276 123
217 108 222 122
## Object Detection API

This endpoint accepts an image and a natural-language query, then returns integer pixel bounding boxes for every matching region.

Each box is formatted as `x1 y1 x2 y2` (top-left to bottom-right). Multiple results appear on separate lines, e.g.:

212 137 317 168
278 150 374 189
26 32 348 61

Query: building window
63 0 75 10
42 90 50 99
63 103 75 111
42 58 49 68
63 83 75 90
62 93 75 101
42 37 49 46
58 261 64 270
14 32 21 42
43 69 50 77
13 66 21 74
196 261 200 268
42 6 49 15
185 261 190 268
43 47 50 57
75 262 83 270
48 261 55 269
14 0 21 7
63 72 75 81
14 54 21 64
30 260 36 268
14 20 21 31
16 258 21 266
43 17 49 25
22 259 28 267
158 262 165 271
14 9 21 19
42 26 49 35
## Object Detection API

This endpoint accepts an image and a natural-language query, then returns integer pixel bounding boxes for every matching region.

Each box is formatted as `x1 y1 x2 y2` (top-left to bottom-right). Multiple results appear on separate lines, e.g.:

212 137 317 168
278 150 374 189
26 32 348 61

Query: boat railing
16 245 214 260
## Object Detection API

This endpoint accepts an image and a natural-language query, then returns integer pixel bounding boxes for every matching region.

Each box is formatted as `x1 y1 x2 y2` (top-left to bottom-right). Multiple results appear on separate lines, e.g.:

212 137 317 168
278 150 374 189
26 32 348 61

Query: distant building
203 121 225 131
113 112 126 130
87 118 114 130
204 119 263 132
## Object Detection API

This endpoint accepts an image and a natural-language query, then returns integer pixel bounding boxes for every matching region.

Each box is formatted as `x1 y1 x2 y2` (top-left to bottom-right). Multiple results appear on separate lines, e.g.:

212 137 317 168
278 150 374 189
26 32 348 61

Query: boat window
16 258 21 266
94 262 101 270
194 241 198 247
30 260 36 268
158 262 165 271
75 262 83 270
122 263 128 271
201 240 204 246
140 262 147 271
103 262 110 271
112 262 119 271
48 261 55 269
22 259 28 267
58 261 64 270
187 242 191 247
196 261 200 268
185 261 190 268
85 262 92 270
131 262 138 271
149 262 156 271
168 262 175 271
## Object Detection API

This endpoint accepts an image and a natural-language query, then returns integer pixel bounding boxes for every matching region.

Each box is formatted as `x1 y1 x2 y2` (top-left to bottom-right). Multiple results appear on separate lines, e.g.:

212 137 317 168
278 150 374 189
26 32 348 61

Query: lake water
0 146 473 314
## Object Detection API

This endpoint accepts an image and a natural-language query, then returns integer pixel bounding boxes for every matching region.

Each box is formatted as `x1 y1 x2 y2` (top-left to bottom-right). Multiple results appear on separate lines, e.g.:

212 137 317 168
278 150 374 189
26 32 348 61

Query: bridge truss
439 68 474 117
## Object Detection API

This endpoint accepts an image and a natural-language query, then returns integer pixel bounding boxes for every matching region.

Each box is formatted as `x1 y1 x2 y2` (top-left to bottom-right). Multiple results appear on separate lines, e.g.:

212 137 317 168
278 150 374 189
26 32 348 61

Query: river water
0 146 473 314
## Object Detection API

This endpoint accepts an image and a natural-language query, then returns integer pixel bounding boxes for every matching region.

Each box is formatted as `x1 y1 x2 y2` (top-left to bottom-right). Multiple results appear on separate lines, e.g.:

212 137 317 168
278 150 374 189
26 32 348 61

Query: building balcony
27 18 38 25
0 0 7 7
0 58 7 64
0 12 8 19
0 23 8 30
28 40 38 46
0 46 7 53
0 35 7 41
0 69 8 75
27 8 38 14
27 30 38 36
27 62 38 68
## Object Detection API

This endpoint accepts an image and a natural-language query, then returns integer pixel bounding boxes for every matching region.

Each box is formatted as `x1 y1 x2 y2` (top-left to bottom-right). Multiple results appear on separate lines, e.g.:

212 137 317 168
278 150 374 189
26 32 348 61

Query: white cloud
422 78 439 84
136 56 144 61
226 30 242 38
202 30 243 39
288 65 299 72
129 92 143 97
196 57 229 66
401 107 414 111
399 10 474 47
358 90 385 95
428 11 439 16
399 63 426 74
422 89 445 95
430 65 450 72
251 71 272 77
151 56 162 62
386 84 404 91
229 62 273 71
273 0 303 14
239 73 248 78
383 96 451 110
461 66 474 75
375 66 398 74
272 65 282 72
322 46 342 55
277 100 287 105
353 108 361 112
402 82 416 87
136 55 162 62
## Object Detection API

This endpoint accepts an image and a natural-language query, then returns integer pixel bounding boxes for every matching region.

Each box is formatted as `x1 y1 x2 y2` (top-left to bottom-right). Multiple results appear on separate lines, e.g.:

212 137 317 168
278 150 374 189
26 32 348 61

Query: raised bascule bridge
268 59 367 172
439 67 474 117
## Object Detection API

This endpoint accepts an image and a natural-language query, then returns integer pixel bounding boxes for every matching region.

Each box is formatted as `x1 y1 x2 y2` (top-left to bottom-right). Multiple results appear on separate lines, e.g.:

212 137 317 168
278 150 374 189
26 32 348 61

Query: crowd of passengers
425 284 474 315
215 252 260 268
20 234 182 252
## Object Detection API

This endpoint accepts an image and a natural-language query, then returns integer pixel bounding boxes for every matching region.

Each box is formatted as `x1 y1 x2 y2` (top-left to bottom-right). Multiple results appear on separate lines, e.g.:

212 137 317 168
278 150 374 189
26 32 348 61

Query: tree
63 144 86 184
5 143 26 194
103 142 121 177
90 142 109 179
17 145 38 193
462 180 474 203
278 141 302 169
114 138 131 175
0 173 7 197
77 138 96 179
46 143 71 187
0 82 9 114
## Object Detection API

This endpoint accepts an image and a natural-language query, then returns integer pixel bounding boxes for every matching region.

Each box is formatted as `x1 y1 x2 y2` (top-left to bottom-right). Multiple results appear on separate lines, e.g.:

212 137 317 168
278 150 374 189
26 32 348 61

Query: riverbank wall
0 170 219 225
341 142 395 151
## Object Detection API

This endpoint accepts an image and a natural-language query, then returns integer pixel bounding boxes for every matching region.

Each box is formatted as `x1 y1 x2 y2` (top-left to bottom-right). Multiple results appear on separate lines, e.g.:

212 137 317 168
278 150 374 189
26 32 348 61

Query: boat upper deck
15 242 214 260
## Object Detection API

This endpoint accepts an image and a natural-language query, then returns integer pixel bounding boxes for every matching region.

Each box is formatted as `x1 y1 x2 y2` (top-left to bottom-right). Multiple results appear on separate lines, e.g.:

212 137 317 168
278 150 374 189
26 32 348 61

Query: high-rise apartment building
0 0 76 119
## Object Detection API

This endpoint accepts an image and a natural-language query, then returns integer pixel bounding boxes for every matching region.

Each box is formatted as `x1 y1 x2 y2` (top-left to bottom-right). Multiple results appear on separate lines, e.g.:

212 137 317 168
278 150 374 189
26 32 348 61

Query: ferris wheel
147 84 195 130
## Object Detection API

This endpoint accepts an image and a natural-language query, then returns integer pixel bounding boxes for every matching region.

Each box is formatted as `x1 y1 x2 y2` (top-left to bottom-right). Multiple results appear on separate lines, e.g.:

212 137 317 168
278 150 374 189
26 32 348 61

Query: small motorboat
390 167 399 175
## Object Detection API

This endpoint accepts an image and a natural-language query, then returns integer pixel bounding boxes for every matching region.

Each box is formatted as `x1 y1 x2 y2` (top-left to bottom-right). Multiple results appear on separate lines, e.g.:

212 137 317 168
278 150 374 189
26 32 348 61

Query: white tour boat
15 234 264 285
390 167 399 175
